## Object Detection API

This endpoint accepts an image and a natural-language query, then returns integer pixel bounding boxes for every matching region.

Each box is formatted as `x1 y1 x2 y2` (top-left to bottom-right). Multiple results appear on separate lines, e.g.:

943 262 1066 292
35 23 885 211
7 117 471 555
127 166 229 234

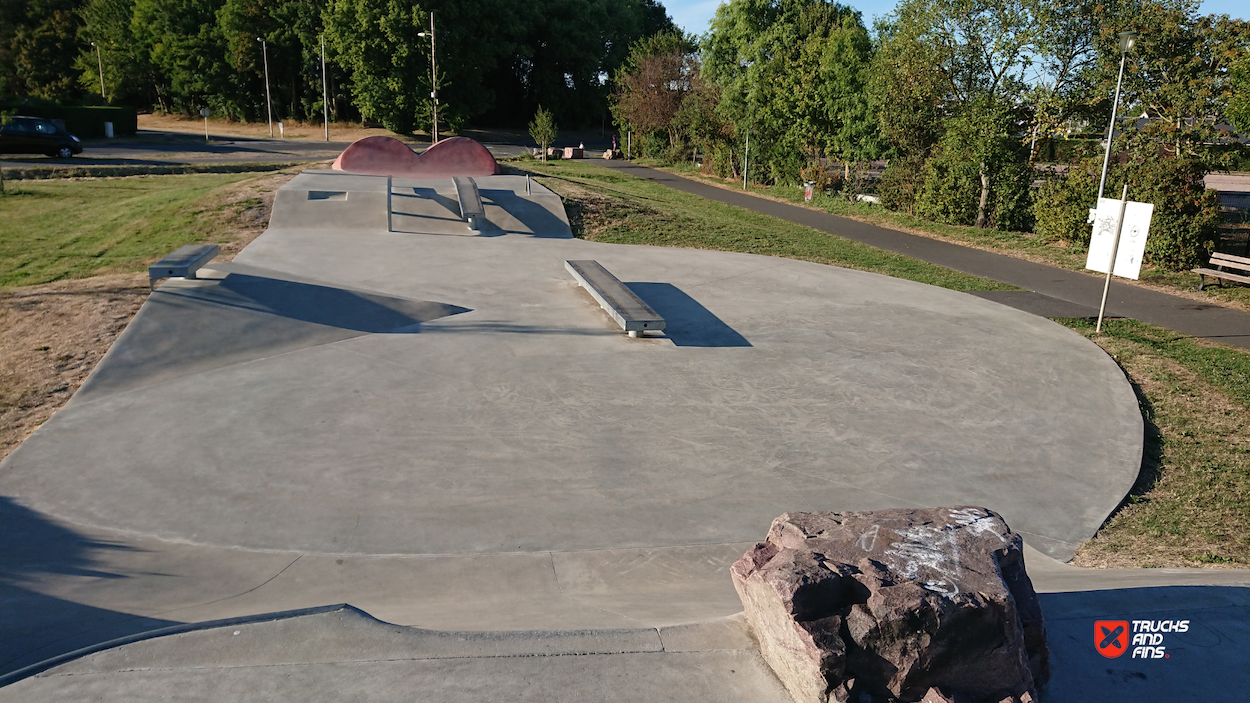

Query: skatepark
1 141 1248 701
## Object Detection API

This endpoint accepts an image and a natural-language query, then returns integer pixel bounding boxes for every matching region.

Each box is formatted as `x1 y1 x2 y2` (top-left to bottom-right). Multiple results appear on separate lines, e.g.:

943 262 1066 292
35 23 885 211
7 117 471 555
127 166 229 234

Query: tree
1100 1 1250 161
1231 50 1250 136
3 0 87 101
704 0 878 184
324 0 432 133
872 0 1037 227
611 30 697 149
78 0 158 107
529 105 557 162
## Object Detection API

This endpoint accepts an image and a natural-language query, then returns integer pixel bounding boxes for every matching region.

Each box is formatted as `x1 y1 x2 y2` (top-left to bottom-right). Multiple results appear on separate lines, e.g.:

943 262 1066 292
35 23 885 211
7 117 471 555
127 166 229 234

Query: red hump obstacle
332 135 500 179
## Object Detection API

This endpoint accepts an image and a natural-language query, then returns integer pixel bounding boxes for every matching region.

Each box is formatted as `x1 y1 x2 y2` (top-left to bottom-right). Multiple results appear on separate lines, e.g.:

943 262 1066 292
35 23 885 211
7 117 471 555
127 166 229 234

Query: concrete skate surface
2 170 1245 701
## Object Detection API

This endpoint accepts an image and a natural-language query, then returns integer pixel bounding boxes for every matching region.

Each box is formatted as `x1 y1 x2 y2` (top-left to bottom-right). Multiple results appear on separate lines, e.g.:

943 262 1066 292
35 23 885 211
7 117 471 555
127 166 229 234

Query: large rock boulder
731 508 1047 703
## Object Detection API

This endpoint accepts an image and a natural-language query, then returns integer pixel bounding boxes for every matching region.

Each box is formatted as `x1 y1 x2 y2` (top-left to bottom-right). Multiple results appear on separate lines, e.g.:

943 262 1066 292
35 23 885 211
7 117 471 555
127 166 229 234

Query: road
0 129 534 169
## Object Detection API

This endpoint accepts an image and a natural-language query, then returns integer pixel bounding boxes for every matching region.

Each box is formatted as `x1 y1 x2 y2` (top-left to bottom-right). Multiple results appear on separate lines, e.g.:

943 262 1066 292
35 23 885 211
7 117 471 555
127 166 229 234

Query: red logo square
1095 620 1130 658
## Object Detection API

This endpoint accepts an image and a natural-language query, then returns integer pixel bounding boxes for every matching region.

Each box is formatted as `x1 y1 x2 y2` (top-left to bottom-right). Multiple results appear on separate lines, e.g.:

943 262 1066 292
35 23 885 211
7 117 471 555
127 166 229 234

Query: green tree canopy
704 0 878 184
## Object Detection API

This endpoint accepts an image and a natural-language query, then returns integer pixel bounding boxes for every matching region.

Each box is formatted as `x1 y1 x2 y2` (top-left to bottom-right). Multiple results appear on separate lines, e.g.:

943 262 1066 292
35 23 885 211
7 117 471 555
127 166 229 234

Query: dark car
0 116 83 158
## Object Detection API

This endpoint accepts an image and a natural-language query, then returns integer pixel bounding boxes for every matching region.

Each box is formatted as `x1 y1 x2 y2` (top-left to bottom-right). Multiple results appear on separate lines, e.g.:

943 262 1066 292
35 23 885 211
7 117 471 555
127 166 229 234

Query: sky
662 0 1248 36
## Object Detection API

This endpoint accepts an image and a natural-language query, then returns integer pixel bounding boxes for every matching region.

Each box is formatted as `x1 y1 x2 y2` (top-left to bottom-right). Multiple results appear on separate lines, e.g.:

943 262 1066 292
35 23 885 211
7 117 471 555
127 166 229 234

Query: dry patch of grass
1067 319 1250 568
0 169 296 462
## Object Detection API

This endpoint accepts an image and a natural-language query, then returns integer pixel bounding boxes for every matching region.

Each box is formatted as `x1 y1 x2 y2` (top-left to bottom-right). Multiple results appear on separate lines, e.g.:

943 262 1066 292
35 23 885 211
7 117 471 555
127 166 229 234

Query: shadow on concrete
73 270 471 403
483 190 576 239
625 283 751 348
405 187 461 217
206 272 469 333
0 496 178 680
1039 585 1250 702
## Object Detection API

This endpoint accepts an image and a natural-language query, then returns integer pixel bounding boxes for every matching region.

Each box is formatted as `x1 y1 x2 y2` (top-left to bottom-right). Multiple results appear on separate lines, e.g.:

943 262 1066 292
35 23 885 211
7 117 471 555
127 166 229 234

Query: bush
877 155 926 214
640 131 669 159
915 147 981 225
915 124 1032 230
0 100 138 137
1122 156 1221 271
1032 164 1098 245
706 142 739 178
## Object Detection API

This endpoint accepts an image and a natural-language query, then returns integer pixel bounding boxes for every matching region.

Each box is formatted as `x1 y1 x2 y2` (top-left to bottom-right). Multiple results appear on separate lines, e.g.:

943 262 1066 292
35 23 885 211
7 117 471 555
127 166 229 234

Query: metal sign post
387 175 393 233
743 127 749 190
1095 184 1129 333
321 34 329 142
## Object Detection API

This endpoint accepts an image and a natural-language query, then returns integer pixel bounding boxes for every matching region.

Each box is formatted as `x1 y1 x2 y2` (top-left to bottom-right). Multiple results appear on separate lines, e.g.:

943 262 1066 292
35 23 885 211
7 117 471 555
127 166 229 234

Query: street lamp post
90 42 105 100
1096 31 1139 201
257 37 273 138
417 12 438 144
321 34 329 142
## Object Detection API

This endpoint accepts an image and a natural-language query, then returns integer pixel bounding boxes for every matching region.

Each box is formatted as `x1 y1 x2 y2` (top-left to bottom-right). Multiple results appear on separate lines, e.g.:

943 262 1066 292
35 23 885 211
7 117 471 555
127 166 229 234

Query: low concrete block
731 509 1048 703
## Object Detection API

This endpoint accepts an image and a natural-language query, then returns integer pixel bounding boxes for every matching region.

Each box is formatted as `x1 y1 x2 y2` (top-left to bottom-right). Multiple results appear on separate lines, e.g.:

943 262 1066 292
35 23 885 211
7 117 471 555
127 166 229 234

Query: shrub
877 154 926 214
640 131 669 159
1123 156 1221 271
915 111 1032 230
1032 163 1098 245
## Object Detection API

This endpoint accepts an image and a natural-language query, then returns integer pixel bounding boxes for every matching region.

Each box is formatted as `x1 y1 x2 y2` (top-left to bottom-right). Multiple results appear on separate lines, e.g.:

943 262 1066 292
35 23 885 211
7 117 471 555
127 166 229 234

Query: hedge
0 102 138 138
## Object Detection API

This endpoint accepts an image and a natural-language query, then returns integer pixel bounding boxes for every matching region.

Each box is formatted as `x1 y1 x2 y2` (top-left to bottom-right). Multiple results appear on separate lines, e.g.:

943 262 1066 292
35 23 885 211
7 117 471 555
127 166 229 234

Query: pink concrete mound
332 135 499 178
732 508 1048 703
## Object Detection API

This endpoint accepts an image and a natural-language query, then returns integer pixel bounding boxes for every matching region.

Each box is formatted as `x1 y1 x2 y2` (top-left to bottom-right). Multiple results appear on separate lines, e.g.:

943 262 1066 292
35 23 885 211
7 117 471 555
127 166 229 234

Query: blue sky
662 0 1248 36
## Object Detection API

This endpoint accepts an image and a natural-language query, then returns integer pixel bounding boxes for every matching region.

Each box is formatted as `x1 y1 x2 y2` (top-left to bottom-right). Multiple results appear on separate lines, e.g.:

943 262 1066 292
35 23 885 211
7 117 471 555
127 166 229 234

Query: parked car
0 115 83 157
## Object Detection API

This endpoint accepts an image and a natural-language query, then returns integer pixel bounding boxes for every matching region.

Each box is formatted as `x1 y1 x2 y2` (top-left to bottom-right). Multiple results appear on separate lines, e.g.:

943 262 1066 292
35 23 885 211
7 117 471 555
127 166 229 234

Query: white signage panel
1085 198 1154 280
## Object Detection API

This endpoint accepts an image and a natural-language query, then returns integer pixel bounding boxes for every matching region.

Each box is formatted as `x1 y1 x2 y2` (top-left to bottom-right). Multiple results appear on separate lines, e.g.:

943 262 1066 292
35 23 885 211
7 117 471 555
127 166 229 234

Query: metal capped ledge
565 260 665 337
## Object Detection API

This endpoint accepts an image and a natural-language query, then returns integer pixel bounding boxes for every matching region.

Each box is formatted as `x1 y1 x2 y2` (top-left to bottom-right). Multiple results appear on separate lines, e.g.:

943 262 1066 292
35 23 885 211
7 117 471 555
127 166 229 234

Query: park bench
565 260 665 338
452 176 485 230
148 244 219 290
1193 251 1250 291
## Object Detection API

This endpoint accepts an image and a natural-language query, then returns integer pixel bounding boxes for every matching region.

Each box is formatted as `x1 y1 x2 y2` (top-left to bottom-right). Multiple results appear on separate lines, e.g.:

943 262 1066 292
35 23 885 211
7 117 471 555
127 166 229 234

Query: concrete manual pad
0 169 1207 699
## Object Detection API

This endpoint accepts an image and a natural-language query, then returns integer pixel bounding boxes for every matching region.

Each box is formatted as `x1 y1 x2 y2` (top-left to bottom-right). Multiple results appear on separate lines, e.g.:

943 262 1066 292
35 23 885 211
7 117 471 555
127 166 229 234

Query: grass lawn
511 158 1014 292
0 173 260 287
648 159 1250 312
1068 318 1250 568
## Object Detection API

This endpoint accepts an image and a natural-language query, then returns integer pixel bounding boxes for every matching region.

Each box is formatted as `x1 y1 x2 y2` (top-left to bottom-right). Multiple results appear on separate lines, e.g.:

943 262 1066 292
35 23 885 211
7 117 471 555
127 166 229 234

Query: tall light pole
1096 31 1139 201
417 12 438 144
321 34 329 142
257 37 273 138
90 42 105 100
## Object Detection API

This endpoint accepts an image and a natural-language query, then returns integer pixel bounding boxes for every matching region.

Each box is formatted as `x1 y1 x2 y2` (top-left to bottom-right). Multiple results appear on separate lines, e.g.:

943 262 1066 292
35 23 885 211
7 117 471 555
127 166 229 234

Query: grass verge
647 159 1250 312
1063 318 1250 568
509 159 1014 292
0 171 284 287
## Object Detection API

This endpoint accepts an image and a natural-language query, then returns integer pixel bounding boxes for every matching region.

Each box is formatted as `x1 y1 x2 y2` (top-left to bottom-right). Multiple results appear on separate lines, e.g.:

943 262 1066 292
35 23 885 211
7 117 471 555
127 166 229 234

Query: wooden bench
452 176 485 230
1193 252 1250 291
565 260 665 338
148 244 219 290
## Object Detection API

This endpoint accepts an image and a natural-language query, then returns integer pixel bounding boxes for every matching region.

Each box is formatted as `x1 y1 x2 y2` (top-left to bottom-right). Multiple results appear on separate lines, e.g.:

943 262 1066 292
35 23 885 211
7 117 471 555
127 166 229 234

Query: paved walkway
599 161 1250 349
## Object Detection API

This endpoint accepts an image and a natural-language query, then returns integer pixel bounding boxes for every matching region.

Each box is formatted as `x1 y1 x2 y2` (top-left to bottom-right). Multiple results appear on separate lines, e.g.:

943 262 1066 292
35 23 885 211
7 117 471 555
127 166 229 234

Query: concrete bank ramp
270 171 573 237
